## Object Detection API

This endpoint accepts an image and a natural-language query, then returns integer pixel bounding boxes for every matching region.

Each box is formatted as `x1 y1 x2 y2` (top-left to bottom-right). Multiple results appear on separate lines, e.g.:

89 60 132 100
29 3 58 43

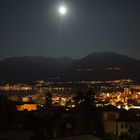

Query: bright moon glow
58 6 67 15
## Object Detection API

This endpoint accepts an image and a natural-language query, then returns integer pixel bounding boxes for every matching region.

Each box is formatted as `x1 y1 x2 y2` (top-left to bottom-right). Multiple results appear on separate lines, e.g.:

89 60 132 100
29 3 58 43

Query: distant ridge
63 52 140 81
0 52 140 81
0 56 75 81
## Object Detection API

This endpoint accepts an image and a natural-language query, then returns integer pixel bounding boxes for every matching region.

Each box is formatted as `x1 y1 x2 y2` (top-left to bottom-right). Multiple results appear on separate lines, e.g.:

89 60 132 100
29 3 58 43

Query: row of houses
102 105 140 136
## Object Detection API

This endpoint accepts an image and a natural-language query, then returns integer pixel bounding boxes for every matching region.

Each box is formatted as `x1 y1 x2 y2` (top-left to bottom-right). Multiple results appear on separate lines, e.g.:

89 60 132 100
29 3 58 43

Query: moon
58 6 67 16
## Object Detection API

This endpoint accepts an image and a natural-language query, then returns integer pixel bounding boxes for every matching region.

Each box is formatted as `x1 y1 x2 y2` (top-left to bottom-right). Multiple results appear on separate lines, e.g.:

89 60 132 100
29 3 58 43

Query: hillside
63 52 140 81
0 52 140 81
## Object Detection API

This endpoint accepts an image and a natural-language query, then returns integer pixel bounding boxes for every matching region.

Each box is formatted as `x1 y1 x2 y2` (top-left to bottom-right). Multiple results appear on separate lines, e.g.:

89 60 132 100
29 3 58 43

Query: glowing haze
58 6 67 15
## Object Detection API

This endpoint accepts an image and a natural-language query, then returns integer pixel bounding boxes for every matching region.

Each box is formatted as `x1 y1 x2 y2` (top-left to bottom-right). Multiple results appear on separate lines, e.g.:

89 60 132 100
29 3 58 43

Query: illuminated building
22 97 30 102
124 88 131 95
131 85 140 90
16 103 37 111
0 84 32 91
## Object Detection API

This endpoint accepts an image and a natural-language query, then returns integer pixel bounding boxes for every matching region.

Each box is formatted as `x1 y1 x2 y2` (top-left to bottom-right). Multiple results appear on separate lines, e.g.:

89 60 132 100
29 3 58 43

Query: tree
8 95 19 102
73 90 83 108
45 91 52 109
0 95 17 112
33 95 46 105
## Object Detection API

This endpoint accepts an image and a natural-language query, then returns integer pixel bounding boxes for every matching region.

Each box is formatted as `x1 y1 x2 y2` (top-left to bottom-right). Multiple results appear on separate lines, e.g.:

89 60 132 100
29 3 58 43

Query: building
16 102 37 111
102 105 140 136
102 105 120 135
116 111 140 136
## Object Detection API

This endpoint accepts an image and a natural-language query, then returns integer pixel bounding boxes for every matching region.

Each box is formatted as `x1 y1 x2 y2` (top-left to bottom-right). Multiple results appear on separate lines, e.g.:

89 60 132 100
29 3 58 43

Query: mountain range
0 52 140 82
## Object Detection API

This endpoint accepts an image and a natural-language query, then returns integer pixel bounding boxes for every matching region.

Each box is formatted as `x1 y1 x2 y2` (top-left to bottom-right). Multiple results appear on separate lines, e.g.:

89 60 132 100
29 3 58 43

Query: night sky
0 0 140 59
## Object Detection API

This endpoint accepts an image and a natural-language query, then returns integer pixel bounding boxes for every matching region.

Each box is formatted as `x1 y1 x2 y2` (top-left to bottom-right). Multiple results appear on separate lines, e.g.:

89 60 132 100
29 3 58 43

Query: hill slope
0 52 140 81
63 52 140 81
0 56 75 81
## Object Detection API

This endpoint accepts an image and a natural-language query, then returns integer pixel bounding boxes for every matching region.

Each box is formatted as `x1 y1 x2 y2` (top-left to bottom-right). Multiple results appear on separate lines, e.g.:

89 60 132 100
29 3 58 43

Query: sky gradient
0 0 140 59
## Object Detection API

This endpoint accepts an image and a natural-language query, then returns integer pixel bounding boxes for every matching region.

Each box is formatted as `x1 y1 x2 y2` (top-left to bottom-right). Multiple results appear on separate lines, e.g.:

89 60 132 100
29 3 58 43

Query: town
1 79 140 139
1 79 140 111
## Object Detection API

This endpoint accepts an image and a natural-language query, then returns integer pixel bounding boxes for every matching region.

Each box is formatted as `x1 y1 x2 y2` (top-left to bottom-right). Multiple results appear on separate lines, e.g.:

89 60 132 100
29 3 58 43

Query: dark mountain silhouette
0 52 140 81
63 52 140 81
0 56 75 81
